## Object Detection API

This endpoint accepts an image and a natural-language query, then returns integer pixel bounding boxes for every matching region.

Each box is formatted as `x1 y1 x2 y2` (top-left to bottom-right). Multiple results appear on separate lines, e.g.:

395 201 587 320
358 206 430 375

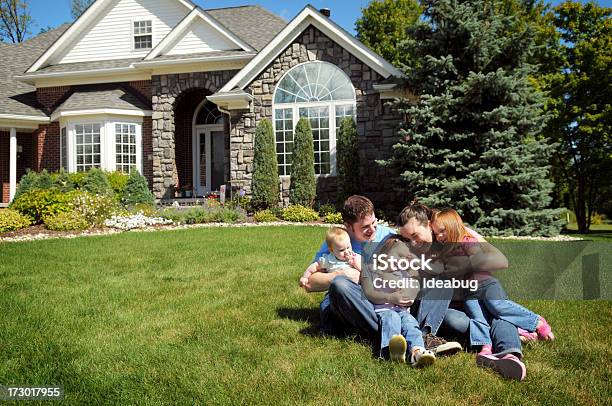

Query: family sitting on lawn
299 195 554 381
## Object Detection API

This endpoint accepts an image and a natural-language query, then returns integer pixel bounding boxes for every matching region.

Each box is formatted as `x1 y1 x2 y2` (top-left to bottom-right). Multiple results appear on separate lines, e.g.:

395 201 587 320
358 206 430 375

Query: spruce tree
122 170 155 206
336 117 360 205
251 119 279 210
289 118 316 207
380 0 563 236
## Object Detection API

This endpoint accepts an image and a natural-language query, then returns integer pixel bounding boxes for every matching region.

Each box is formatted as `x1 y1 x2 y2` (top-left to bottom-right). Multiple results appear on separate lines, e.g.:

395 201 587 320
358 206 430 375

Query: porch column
9 127 17 202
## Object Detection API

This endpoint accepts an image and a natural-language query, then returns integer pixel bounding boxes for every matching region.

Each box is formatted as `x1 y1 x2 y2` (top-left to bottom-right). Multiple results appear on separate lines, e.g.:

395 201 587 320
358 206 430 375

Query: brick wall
36 86 72 113
34 123 60 172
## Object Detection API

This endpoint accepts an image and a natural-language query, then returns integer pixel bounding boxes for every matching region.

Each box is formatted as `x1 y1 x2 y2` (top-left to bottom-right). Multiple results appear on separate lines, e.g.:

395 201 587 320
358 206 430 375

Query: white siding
166 20 237 55
53 0 190 64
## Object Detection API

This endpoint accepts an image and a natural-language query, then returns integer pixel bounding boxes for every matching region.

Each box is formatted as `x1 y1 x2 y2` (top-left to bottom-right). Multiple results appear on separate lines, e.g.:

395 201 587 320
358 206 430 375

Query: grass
563 223 612 242
0 226 610 405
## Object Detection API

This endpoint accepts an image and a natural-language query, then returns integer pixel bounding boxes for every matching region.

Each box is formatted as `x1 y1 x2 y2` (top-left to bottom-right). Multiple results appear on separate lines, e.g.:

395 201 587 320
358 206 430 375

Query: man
397 203 527 380
300 195 393 338
300 196 460 356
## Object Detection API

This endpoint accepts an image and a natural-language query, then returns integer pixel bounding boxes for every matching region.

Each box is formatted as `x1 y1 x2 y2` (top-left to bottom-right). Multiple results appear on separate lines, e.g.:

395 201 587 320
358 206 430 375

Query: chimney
319 8 331 17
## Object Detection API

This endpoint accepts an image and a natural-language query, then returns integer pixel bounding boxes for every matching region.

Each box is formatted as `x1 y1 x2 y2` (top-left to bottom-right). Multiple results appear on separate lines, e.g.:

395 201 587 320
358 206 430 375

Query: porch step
159 198 214 207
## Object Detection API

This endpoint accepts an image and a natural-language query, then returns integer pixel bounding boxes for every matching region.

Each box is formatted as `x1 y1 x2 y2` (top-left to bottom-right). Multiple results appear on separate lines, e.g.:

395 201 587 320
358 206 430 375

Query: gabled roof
144 6 255 60
0 24 69 118
219 5 404 93
206 6 287 51
26 0 196 73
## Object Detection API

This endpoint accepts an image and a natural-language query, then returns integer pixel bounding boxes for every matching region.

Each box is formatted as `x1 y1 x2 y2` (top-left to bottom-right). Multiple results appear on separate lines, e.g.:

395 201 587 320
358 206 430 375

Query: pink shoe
518 328 538 343
476 353 526 381
536 317 555 341
478 344 493 355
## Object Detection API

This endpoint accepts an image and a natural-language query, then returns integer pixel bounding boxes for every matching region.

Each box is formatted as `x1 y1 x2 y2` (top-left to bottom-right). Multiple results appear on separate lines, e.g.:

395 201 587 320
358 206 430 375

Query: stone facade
232 25 403 208
150 71 237 198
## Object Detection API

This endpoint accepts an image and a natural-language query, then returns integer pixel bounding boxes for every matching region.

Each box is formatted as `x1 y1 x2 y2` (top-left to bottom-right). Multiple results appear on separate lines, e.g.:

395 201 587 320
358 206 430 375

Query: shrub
228 195 252 213
289 118 316 207
324 212 343 224
35 170 54 190
318 203 337 217
44 211 89 231
122 171 155 206
129 203 158 217
282 205 319 222
253 209 278 222
10 189 74 224
209 207 246 223
0 209 31 233
52 169 75 192
69 172 87 188
336 117 360 205
83 168 112 196
107 171 129 201
14 169 53 199
251 119 279 210
71 191 120 226
269 206 284 219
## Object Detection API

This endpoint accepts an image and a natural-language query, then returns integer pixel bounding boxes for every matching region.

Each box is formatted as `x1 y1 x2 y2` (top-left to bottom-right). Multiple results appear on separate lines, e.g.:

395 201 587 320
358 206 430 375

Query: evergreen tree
289 118 316 207
251 119 279 210
122 170 155 206
380 0 563 236
336 117 360 205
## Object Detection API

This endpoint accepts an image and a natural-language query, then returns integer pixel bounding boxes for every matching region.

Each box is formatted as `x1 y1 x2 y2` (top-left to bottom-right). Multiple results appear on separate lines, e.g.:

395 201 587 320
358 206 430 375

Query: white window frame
60 126 68 171
132 19 153 51
272 61 356 179
62 117 143 174
273 100 357 178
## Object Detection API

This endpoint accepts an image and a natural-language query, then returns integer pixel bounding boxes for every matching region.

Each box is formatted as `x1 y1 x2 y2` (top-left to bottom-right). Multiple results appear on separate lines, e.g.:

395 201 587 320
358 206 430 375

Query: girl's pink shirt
462 229 492 281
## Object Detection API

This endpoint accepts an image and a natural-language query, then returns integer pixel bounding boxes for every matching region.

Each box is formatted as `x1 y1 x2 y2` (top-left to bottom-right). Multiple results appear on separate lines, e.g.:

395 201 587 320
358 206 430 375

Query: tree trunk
576 175 588 233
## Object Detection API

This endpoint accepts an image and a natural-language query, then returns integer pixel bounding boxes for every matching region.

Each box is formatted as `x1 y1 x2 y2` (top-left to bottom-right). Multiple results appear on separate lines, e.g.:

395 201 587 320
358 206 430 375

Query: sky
27 0 612 39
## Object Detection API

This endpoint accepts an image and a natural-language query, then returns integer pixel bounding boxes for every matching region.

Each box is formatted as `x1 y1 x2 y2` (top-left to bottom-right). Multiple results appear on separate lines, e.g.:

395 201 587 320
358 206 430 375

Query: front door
194 126 225 196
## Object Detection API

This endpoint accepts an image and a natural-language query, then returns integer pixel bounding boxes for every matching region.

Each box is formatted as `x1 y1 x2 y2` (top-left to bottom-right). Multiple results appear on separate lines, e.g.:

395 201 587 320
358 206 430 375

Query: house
0 0 407 208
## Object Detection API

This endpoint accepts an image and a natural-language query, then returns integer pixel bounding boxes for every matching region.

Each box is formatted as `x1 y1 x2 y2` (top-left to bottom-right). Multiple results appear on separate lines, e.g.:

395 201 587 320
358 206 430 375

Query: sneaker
478 344 493 356
476 353 526 381
423 333 462 356
536 317 555 341
388 335 407 362
410 347 436 368
518 328 538 343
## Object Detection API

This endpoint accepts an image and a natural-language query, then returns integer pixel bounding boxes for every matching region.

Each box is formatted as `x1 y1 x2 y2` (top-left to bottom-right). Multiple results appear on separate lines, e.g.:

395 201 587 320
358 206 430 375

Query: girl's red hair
431 208 470 243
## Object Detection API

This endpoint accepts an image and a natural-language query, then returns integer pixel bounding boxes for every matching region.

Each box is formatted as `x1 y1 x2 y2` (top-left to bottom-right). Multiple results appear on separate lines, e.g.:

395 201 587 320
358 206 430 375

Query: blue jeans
476 278 540 332
377 309 424 358
415 279 453 335
442 307 523 358
319 275 379 338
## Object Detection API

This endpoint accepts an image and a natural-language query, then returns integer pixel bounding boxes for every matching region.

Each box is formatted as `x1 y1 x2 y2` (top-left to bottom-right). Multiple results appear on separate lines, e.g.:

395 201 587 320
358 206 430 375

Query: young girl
430 208 554 354
360 236 436 367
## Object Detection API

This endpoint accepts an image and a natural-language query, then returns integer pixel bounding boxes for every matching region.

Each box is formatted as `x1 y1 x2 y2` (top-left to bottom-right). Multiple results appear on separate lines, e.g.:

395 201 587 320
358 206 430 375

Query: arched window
196 100 225 125
273 61 356 176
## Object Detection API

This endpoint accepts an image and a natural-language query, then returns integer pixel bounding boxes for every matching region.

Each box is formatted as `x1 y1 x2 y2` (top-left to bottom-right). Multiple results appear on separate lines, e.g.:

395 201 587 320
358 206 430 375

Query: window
60 127 67 171
62 120 142 174
134 20 152 49
115 124 137 173
196 100 225 125
273 61 356 176
274 108 293 176
75 123 101 172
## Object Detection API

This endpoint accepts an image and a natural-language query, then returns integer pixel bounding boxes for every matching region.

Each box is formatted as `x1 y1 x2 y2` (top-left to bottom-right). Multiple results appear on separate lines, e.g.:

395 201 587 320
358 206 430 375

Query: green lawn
0 227 610 405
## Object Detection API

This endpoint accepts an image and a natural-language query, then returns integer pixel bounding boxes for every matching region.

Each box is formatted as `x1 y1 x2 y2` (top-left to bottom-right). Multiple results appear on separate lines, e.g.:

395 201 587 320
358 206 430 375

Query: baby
300 227 360 287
